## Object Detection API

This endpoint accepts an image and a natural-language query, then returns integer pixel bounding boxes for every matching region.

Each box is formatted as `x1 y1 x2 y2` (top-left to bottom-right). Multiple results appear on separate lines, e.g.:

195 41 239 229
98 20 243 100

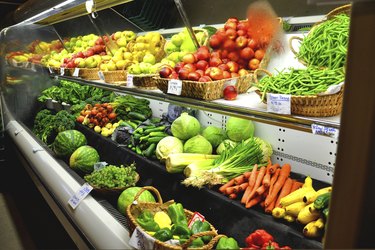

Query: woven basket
133 74 159 89
102 70 127 85
254 69 343 117
154 73 252 101
79 68 100 80
126 186 224 250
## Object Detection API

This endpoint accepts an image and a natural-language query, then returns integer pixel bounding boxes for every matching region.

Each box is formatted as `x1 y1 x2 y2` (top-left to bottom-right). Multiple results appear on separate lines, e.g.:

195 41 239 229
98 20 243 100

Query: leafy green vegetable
111 95 152 121
202 126 226 148
183 135 213 154
156 136 184 161
171 113 200 140
226 117 255 142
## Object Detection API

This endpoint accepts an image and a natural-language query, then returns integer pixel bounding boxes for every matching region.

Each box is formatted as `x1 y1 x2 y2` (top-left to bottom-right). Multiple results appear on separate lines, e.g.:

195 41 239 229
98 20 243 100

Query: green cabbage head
202 126 227 148
226 117 255 142
183 135 213 154
156 136 184 161
216 139 238 155
171 113 201 140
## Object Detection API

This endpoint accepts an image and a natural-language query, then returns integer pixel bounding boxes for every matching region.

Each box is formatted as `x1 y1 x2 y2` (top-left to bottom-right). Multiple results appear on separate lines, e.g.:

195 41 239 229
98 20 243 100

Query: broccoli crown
54 110 76 133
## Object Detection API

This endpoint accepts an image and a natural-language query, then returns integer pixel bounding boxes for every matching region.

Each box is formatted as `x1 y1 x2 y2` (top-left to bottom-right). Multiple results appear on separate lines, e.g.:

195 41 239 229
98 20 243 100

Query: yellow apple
116 60 128 70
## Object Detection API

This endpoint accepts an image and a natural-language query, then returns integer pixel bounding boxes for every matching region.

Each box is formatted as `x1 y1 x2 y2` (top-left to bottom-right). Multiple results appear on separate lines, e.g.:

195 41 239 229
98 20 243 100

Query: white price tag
48 67 53 74
127 74 134 87
267 93 291 115
167 79 183 96
68 183 93 209
98 71 105 81
311 124 339 138
73 68 80 77
129 226 156 250
60 67 65 76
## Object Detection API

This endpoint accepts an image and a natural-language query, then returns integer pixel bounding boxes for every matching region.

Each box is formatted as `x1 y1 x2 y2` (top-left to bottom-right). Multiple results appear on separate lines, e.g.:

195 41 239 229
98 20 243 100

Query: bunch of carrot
218 161 303 213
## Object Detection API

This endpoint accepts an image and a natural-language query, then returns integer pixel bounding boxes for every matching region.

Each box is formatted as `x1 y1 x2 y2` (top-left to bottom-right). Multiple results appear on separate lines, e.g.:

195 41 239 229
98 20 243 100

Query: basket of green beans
289 5 350 70
254 67 344 117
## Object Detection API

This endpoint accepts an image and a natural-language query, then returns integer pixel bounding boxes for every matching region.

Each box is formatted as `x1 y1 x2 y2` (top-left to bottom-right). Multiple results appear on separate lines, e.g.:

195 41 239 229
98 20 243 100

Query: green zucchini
147 136 166 144
314 192 331 210
144 126 166 134
128 112 147 121
143 143 156 158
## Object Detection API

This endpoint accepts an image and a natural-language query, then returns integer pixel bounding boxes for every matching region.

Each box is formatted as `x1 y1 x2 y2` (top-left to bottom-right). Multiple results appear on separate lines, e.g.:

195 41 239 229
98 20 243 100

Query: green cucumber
128 112 147 121
144 126 166 134
314 192 331 210
147 136 166 144
148 132 168 137
143 143 156 158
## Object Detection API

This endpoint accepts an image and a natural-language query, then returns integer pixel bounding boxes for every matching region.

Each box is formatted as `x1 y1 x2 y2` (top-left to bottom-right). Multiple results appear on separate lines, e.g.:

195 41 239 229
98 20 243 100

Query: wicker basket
102 70 127 85
133 74 159 89
79 68 100 80
254 69 343 117
126 186 224 250
154 73 252 101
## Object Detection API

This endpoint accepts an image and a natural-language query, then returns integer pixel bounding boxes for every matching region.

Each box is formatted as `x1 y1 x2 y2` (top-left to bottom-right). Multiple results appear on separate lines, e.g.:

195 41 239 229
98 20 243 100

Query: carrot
241 164 258 204
225 186 236 195
245 166 266 204
260 201 265 208
290 181 303 192
225 182 249 195
265 198 276 213
265 164 291 207
262 161 273 188
275 178 293 207
229 193 237 199
245 195 263 208
233 171 251 185
268 163 280 175
268 168 280 196
255 185 267 196
219 178 235 193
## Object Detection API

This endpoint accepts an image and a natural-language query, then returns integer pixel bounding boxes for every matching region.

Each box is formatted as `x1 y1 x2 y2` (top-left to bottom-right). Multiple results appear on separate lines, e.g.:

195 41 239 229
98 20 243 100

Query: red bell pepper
245 229 274 247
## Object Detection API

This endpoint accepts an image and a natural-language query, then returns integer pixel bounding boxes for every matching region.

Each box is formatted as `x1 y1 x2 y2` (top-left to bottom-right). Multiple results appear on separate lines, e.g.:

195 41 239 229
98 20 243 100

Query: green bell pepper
136 210 160 232
191 220 212 243
191 237 205 248
154 228 173 242
216 237 240 250
171 224 191 238
167 203 188 226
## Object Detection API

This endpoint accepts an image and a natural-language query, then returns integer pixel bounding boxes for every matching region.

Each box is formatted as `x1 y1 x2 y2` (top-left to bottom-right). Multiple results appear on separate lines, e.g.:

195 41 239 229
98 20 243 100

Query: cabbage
117 187 156 215
253 137 273 162
183 135 213 154
216 139 238 155
202 126 226 148
156 136 184 161
226 117 255 142
171 113 201 140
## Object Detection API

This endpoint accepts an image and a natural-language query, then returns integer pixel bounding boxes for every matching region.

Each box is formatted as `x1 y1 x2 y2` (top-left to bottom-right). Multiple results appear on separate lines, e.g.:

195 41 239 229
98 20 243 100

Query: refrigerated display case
1 0 374 248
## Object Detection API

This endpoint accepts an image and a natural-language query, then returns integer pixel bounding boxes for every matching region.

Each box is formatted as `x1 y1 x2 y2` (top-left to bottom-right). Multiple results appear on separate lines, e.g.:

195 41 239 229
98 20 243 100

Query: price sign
127 74 134 87
98 71 105 81
311 124 339 138
60 67 65 76
167 79 183 96
267 93 291 115
73 68 80 77
68 183 93 209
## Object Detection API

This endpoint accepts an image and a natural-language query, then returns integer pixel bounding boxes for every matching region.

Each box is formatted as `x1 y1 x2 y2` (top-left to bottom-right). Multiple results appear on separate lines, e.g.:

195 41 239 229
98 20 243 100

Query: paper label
60 67 65 76
224 78 237 88
127 74 134 87
188 212 205 228
94 162 108 171
311 124 339 138
73 68 80 77
48 67 53 74
167 79 183 96
68 183 93 209
98 71 105 81
267 93 291 115
129 226 156 250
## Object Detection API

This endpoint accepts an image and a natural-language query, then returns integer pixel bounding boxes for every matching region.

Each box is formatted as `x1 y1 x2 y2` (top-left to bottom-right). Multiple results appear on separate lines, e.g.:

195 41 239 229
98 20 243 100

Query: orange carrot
268 168 281 196
269 163 280 175
265 198 276 214
245 166 266 204
238 182 249 192
225 186 236 195
265 164 291 206
262 161 273 188
226 182 249 195
233 172 251 185
229 193 237 199
255 185 267 196
260 201 265 208
245 195 263 208
290 181 303 192
241 164 258 204
275 178 293 207
219 178 235 193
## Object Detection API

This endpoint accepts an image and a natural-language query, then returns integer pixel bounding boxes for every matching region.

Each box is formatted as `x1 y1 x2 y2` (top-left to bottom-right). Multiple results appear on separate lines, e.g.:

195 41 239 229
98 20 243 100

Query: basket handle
288 36 303 57
326 4 351 19
133 186 163 205
180 231 219 250
253 68 273 84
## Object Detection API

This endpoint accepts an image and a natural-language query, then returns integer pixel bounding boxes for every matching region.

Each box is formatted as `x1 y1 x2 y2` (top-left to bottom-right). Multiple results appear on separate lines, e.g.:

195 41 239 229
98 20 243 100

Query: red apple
221 58 229 64
240 47 255 60
169 72 179 79
178 68 190 80
198 46 210 53
211 51 222 59
182 53 197 64
95 37 104 45
227 17 239 23
84 49 94 57
93 45 104 54
237 30 246 37
196 49 210 61
223 85 238 100
223 39 236 52
196 60 209 71
236 36 248 49
159 67 173 78
225 28 237 40
218 63 230 72
174 62 185 72
195 69 205 77
188 72 201 81
248 58 260 70
209 67 224 80
183 63 196 73
63 58 69 63
223 70 231 79
199 76 212 82
205 67 212 76
254 49 265 60
231 72 240 78
209 34 223 49
209 57 223 67
227 51 240 62
227 61 239 73
76 51 84 58
221 49 229 59
237 58 247 69
238 68 249 76
66 61 76 68
237 21 249 31
224 21 237 31
248 38 258 50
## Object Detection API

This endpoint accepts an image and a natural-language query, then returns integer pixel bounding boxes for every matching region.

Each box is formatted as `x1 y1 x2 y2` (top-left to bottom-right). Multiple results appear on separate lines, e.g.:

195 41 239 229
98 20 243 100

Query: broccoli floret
54 110 75 133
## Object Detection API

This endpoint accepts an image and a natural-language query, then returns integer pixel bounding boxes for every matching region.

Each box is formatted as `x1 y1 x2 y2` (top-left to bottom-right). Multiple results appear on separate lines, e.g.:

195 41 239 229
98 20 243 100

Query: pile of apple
159 45 249 82
208 17 266 71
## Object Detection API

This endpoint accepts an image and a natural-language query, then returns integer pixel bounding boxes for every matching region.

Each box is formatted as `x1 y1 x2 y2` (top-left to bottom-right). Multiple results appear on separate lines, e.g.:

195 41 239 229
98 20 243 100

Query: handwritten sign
73 68 80 77
267 93 291 115
311 124 339 138
167 79 182 95
127 74 134 87
60 67 65 76
98 71 105 81
68 183 93 209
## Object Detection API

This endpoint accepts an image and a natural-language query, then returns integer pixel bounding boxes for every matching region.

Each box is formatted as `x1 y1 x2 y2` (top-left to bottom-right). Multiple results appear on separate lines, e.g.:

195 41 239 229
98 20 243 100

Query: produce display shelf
56 75 340 133
73 122 325 249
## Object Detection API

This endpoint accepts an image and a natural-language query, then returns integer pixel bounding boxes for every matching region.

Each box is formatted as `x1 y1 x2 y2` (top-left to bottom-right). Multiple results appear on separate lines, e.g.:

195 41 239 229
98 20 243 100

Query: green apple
178 51 188 61
88 40 95 47
139 62 152 74
171 34 183 47
116 60 128 70
92 55 102 64
128 64 141 74
70 37 77 44
136 36 145 43
101 55 112 61
180 39 196 52
167 51 180 63
74 58 85 68
142 53 156 65
81 41 88 48
161 58 175 68
122 31 136 41
114 31 122 40
133 43 145 51
123 52 133 60
164 42 179 54
116 37 127 47
75 40 82 47
107 61 117 71
85 57 98 68
100 63 108 71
